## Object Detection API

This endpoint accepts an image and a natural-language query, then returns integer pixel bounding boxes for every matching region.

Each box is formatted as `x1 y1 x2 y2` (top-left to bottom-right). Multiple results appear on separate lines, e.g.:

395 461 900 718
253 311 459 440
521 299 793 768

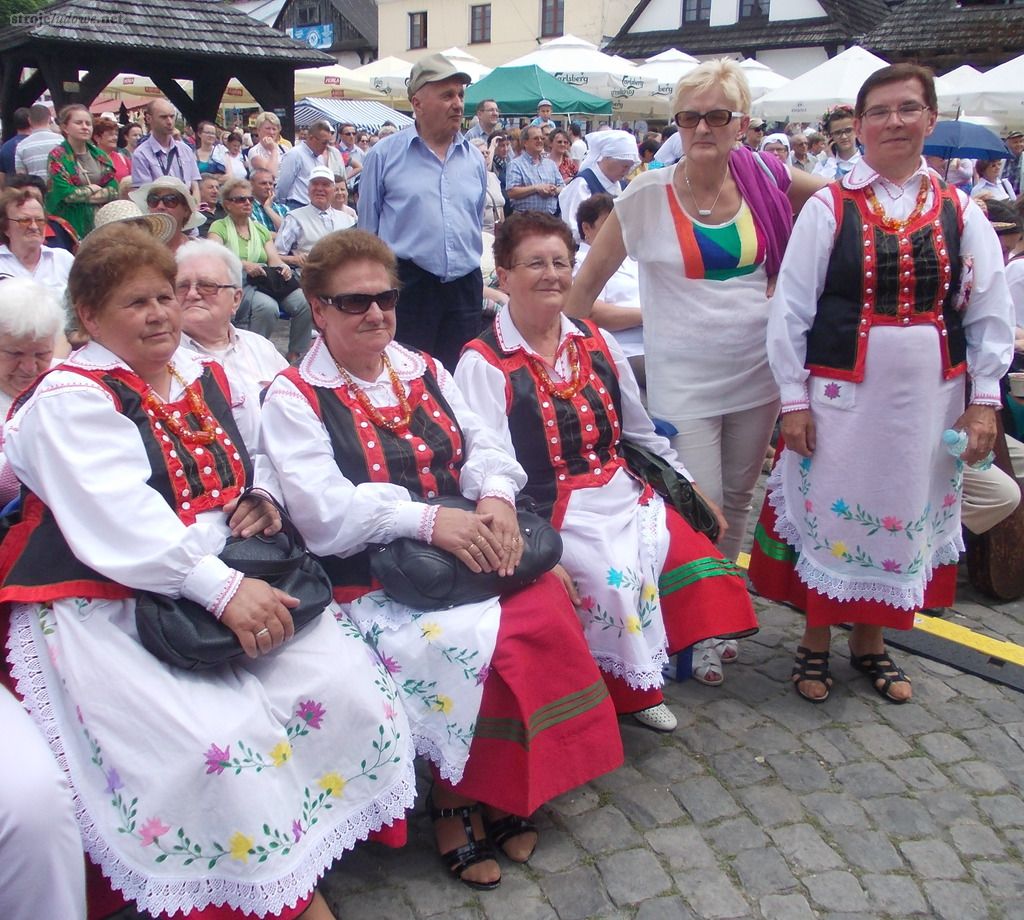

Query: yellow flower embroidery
229 832 253 863
270 741 292 767
642 583 658 603
318 772 346 798
420 622 442 641
626 614 642 634
831 541 847 559
433 694 453 714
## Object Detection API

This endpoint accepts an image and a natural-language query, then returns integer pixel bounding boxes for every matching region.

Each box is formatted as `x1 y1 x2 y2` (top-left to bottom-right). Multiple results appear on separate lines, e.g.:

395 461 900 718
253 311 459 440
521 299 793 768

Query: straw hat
92 199 177 244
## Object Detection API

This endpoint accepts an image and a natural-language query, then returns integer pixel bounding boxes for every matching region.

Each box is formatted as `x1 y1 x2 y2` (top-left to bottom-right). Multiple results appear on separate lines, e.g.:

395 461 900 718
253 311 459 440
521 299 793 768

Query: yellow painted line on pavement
735 550 1024 666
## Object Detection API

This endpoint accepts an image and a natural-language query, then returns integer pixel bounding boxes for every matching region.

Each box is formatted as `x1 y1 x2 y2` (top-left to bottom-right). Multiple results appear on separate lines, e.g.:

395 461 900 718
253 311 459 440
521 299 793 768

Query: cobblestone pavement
111 333 1024 919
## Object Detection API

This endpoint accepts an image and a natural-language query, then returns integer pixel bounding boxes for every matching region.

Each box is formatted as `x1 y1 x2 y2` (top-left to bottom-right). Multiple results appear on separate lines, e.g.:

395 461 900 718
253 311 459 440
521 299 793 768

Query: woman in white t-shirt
566 59 821 684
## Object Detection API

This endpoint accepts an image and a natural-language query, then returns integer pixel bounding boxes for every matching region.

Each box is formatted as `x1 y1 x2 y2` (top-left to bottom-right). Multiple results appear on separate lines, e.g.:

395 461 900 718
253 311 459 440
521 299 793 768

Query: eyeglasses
861 102 930 125
147 193 186 208
7 216 47 228
674 110 745 129
510 258 574 274
829 127 855 138
174 279 237 298
318 289 400 314
226 195 254 204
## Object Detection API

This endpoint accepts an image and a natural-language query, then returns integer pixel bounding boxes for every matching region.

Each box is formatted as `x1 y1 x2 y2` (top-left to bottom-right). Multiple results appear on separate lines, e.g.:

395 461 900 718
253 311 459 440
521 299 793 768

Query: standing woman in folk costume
749 64 1015 703
0 223 415 919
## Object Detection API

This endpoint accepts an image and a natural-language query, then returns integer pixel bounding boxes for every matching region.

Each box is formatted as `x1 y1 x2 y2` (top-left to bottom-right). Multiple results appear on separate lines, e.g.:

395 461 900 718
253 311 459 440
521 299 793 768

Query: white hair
0 278 63 340
176 239 244 289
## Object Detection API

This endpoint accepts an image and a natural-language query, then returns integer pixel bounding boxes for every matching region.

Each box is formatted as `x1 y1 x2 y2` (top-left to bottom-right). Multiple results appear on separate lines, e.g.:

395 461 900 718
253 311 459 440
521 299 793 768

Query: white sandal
692 639 724 686
712 638 739 664
632 702 678 733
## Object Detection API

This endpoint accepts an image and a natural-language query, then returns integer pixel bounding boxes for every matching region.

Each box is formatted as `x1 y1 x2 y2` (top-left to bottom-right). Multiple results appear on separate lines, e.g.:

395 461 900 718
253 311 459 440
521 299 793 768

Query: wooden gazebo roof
0 0 334 139
862 0 1024 70
605 0 889 60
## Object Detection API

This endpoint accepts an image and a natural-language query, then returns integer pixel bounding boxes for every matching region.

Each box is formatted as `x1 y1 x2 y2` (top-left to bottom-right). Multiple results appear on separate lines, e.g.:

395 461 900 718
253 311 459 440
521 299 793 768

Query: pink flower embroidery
882 516 903 533
804 500 814 512
475 664 490 686
383 702 397 722
823 382 841 399
380 654 402 675
204 743 231 775
881 559 902 573
139 817 170 846
292 820 303 843
295 700 326 730
942 493 957 508
580 596 595 611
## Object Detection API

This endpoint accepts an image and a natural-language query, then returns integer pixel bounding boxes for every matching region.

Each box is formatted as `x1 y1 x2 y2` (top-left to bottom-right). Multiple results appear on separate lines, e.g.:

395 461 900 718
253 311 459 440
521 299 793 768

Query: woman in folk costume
456 212 759 734
0 223 415 919
259 229 623 891
749 64 1015 703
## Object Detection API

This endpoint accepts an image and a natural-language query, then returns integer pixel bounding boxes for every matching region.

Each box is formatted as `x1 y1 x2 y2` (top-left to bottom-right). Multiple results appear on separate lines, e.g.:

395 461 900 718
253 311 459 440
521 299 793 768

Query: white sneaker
632 703 678 733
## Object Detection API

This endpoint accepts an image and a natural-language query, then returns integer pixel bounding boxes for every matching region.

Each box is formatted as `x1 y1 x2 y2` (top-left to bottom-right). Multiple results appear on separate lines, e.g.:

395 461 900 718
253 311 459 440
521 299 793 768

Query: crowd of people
0 49 1021 920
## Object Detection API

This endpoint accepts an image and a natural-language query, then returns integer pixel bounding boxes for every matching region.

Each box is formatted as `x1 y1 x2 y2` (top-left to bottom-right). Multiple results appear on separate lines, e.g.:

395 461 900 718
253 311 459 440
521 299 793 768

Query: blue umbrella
924 120 1008 160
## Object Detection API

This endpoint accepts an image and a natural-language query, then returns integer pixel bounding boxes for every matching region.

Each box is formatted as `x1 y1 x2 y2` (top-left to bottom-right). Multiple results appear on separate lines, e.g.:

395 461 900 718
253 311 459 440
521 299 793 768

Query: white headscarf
759 132 790 152
579 130 640 175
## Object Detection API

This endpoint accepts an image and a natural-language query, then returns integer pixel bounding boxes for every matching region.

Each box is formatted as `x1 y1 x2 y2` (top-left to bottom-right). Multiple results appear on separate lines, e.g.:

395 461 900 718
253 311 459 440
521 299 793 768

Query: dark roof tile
863 0 1024 54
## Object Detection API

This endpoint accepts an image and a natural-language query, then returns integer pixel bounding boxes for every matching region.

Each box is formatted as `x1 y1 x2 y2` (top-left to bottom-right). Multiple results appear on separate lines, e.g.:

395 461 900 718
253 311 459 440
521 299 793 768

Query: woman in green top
46 104 119 238
207 177 312 362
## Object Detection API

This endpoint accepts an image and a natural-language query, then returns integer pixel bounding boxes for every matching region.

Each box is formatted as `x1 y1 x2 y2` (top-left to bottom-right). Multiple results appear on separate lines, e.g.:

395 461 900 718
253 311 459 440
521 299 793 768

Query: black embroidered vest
806 175 966 382
0 363 251 603
464 318 625 525
281 360 465 592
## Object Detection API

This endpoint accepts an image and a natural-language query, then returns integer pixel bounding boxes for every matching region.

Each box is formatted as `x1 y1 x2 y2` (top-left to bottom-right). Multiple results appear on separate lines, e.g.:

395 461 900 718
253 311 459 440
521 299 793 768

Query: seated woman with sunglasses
207 177 312 364
567 59 822 685
260 230 623 891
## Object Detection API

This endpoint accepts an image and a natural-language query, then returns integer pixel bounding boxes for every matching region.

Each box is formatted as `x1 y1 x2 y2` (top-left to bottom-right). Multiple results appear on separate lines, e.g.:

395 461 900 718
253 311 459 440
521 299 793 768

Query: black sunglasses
147 193 186 207
226 195 254 204
319 289 399 314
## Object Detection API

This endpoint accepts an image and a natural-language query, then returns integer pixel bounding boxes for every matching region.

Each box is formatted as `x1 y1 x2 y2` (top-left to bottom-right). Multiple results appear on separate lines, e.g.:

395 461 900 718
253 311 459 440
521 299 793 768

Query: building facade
375 0 637 67
606 0 890 77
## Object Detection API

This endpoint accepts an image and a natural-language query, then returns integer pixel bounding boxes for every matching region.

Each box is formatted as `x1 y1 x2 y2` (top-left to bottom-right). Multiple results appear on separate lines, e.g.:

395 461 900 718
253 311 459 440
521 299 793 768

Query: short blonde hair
253 111 281 131
220 177 251 201
671 58 751 120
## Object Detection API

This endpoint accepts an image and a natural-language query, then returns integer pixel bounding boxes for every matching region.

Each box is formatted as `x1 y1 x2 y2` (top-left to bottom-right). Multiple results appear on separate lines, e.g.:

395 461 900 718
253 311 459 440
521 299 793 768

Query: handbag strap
237 487 307 554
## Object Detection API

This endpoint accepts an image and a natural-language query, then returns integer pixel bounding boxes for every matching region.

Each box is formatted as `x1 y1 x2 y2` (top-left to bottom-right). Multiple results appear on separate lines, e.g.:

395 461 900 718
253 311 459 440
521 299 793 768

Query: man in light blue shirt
275 120 334 210
505 126 564 215
358 52 486 370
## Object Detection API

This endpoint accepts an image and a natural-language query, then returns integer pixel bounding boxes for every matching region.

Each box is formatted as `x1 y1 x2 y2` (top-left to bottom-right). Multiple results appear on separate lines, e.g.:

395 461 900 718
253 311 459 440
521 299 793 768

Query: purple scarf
728 145 793 277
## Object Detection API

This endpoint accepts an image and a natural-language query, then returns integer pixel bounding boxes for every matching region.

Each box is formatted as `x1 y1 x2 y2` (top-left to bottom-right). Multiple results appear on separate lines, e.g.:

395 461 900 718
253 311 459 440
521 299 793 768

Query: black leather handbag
618 439 721 544
369 495 563 610
136 493 333 670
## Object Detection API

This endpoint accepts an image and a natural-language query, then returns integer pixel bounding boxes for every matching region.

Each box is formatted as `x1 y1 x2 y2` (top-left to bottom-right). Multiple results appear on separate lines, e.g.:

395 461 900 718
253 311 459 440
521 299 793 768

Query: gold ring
512 536 522 544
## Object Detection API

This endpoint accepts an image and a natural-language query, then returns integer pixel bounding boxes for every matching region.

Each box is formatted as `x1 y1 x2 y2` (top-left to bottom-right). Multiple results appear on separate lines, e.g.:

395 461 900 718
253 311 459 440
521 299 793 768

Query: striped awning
294 98 413 132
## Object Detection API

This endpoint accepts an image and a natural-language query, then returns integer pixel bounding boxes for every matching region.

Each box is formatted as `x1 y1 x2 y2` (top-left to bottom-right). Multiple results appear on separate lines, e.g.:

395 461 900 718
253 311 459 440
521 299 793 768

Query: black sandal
427 794 500 890
486 813 538 863
849 650 911 704
791 645 832 703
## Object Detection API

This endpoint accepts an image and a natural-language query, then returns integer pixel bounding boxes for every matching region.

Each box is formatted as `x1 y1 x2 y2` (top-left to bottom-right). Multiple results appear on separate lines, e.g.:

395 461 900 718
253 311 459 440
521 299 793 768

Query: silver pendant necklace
683 160 729 217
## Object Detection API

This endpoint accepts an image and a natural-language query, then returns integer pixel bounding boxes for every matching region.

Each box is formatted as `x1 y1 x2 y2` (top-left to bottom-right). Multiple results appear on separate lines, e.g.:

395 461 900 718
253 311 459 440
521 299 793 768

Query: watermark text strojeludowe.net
9 11 123 26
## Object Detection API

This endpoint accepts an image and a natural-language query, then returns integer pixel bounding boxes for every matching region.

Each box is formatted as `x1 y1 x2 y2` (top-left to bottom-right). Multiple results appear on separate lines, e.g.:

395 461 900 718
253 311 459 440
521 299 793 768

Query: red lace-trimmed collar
842 156 931 192
297 335 428 389
493 305 587 362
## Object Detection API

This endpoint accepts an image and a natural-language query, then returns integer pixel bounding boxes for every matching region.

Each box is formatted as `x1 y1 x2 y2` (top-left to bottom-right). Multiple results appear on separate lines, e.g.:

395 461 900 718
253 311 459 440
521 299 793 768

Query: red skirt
434 571 623 816
748 451 957 631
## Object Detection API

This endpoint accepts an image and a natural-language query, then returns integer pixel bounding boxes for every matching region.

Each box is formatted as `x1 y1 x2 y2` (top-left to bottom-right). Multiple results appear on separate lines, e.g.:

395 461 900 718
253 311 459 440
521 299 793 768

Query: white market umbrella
437 46 493 83
293 64 387 101
751 46 890 121
739 59 789 97
935 64 984 113
349 56 415 100
957 54 1024 128
505 33 649 102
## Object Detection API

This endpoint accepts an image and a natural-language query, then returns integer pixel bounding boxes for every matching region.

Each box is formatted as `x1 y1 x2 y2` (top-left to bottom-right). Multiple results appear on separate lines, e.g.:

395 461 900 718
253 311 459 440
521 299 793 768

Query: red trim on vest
281 367 322 419
332 583 377 603
0 494 133 603
811 176 966 384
